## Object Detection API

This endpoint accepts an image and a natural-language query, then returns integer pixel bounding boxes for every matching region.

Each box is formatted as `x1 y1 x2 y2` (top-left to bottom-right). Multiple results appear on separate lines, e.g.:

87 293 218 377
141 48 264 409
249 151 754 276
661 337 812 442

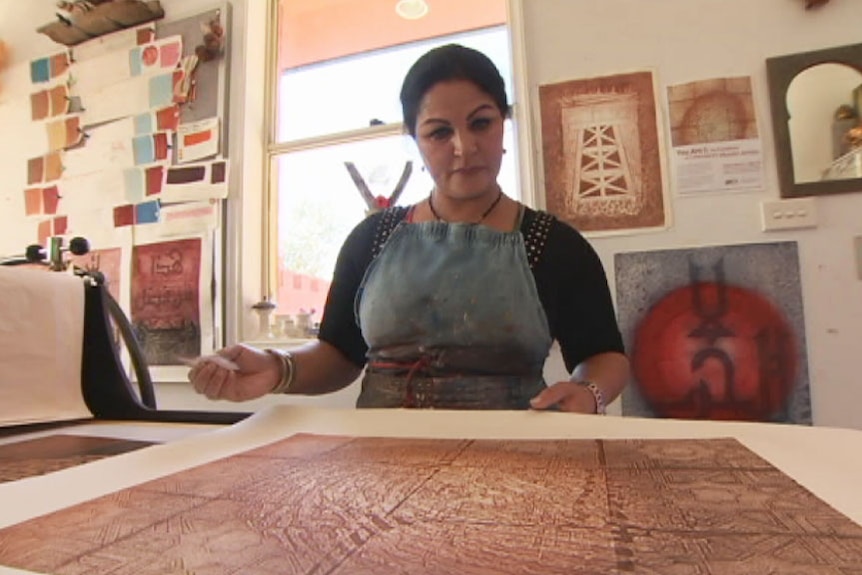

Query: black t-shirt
318 206 624 374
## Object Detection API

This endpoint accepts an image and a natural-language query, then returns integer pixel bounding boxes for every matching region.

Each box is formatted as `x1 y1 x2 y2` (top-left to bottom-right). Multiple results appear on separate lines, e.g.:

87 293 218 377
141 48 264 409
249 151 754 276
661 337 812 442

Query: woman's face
414 80 505 200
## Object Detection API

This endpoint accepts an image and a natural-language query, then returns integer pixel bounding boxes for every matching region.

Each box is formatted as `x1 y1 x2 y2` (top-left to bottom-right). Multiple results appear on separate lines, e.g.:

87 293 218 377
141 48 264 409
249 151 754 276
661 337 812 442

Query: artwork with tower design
539 71 667 232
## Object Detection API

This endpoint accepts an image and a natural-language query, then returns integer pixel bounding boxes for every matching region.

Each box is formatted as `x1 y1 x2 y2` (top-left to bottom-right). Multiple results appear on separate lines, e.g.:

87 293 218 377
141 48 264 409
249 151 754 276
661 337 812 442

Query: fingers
216 345 244 363
186 345 244 390
530 381 596 413
530 381 576 410
189 360 235 400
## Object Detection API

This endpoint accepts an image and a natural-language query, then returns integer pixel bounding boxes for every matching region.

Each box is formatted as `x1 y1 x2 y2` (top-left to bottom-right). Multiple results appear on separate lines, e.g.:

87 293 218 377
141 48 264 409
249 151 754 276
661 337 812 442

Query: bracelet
575 380 606 415
265 348 296 394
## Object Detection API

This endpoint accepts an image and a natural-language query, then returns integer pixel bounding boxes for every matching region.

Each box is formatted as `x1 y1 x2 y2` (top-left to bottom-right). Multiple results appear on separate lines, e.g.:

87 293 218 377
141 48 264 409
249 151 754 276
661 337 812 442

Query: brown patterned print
667 77 759 147
539 71 666 232
0 435 156 484
0 436 860 574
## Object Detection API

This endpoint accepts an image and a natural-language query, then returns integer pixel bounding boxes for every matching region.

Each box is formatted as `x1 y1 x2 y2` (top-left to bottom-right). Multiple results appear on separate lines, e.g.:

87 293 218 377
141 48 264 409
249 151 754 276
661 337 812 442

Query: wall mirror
766 42 862 198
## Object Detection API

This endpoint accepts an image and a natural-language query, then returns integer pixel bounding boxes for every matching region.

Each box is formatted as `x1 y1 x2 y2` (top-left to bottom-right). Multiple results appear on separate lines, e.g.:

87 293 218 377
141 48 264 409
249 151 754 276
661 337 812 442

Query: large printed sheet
0 269 89 427
1 406 861 574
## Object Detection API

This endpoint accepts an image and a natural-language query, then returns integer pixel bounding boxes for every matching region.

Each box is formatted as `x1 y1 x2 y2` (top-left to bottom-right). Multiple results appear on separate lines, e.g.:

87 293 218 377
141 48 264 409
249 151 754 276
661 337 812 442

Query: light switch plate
760 198 818 231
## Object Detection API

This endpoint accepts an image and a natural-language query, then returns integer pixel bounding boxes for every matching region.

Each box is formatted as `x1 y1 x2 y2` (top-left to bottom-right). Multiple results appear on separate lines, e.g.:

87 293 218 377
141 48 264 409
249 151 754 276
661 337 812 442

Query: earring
502 148 507 154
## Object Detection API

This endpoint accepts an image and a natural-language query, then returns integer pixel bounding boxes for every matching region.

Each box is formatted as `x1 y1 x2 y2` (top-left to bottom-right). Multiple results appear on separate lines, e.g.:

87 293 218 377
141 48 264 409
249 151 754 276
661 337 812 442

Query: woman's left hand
530 381 599 413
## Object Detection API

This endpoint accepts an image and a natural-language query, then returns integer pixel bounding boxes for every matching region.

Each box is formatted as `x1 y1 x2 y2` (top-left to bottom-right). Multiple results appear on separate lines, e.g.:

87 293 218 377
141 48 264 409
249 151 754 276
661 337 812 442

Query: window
265 0 519 330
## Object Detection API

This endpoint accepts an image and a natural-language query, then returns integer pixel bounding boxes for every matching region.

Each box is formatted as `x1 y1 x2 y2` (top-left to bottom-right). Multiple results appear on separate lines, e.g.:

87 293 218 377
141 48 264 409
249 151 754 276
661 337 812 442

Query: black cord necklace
427 189 503 224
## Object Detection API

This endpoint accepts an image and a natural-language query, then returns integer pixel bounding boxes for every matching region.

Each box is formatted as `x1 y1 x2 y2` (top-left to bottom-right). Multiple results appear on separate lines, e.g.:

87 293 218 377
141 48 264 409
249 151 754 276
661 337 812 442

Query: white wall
518 0 862 429
2 1 861 427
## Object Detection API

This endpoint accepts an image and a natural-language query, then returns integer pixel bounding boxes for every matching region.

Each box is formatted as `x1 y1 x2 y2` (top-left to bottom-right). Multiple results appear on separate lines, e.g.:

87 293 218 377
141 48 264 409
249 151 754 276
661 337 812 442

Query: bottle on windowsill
251 298 277 340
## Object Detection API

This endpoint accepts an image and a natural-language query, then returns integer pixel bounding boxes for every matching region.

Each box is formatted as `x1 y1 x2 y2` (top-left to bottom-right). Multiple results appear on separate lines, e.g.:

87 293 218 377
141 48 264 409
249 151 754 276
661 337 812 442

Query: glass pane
277 27 512 142
274 124 518 327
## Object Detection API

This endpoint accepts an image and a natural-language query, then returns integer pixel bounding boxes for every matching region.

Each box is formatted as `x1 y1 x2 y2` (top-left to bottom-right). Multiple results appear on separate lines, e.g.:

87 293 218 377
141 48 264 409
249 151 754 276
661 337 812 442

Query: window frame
255 0 537 329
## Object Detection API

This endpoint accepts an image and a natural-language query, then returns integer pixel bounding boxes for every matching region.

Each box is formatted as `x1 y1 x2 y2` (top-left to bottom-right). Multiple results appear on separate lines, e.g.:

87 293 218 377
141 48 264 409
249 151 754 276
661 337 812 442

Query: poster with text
614 242 811 424
667 76 764 194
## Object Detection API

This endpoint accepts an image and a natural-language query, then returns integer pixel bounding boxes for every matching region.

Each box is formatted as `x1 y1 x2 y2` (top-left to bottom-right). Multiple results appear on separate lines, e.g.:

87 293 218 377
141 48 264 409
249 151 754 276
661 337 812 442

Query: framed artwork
539 71 668 233
615 241 812 424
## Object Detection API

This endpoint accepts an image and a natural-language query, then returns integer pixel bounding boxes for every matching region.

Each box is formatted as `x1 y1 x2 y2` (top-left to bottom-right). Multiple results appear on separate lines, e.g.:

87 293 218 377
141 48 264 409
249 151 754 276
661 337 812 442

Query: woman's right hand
188 344 281 402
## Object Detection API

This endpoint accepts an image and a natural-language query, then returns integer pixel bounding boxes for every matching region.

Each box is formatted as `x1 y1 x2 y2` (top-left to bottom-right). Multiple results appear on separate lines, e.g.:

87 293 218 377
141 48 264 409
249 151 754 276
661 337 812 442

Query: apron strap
371 204 555 269
371 206 409 259
523 210 555 269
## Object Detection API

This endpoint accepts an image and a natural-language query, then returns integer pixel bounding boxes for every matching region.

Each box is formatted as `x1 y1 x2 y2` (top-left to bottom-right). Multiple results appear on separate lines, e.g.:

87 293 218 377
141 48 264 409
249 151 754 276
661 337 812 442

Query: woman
190 44 629 413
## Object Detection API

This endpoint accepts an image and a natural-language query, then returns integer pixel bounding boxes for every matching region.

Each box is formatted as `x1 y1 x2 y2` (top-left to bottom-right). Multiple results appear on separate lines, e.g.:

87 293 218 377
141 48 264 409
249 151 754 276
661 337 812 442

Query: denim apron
355 216 553 409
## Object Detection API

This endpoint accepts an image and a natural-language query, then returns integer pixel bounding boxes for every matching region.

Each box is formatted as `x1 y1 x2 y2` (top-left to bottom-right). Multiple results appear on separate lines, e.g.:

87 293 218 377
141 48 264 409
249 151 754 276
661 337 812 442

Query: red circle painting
633 282 798 421
142 45 159 67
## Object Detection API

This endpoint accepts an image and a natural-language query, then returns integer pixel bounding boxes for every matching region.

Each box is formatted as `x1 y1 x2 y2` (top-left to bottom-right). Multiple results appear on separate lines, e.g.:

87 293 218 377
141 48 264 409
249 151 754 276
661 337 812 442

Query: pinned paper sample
71 36 183 96
78 71 182 127
36 216 68 245
26 152 64 185
129 37 183 76
149 71 181 109
134 106 180 135
30 85 70 121
45 116 83 152
49 169 127 217
177 117 219 163
159 200 219 235
135 200 160 224
25 186 61 216
70 24 155 63
615 242 811 423
539 71 668 232
63 128 171 179
29 91 50 122
145 165 164 196
29 52 69 84
131 238 202 364
132 132 171 165
12 116 82 159
160 159 228 202
113 200 159 227
123 165 164 202
113 204 134 227
667 76 764 194
48 85 70 117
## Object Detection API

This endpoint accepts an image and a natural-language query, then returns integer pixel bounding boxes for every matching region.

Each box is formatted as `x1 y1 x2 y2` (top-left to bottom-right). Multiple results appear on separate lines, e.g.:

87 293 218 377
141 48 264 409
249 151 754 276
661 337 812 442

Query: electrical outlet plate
760 198 818 231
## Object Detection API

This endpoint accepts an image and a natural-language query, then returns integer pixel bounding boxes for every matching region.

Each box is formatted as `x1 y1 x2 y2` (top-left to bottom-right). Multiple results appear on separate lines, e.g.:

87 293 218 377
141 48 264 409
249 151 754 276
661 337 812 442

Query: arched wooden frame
766 42 862 198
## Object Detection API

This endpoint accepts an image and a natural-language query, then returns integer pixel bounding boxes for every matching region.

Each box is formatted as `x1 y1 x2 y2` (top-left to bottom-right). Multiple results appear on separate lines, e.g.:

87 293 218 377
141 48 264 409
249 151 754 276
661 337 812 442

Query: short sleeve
316 213 380 367
530 215 625 373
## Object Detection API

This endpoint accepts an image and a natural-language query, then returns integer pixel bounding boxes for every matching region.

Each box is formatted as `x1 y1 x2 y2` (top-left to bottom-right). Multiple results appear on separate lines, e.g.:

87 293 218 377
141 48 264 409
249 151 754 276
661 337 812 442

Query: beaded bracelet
574 380 606 415
265 348 296 394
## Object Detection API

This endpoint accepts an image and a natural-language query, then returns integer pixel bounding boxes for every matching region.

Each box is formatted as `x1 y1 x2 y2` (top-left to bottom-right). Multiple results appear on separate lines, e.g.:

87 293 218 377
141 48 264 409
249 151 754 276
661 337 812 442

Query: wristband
265 348 296 394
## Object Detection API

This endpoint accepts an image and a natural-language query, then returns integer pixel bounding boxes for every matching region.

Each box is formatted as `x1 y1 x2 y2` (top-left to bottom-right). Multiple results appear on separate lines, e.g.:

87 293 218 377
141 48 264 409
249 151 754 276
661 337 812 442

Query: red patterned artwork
634 283 798 420
0 435 860 574
615 242 811 423
131 238 202 365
